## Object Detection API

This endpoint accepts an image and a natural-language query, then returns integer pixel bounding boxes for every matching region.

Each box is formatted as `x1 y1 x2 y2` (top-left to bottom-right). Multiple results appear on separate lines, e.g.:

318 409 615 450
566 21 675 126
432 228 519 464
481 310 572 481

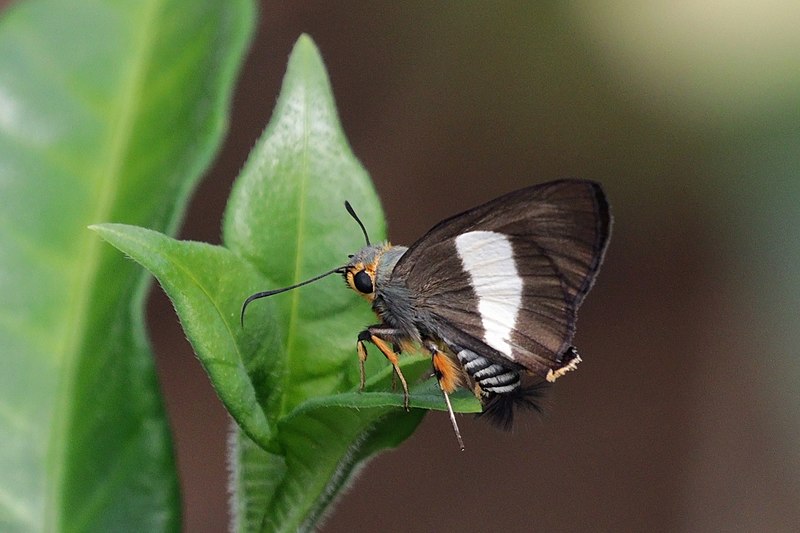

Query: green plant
94 34 483 531
0 1 478 531
94 36 481 532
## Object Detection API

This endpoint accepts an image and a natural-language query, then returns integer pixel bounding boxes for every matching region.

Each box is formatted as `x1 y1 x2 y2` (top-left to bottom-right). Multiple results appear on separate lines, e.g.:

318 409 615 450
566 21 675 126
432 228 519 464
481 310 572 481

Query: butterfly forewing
391 179 610 378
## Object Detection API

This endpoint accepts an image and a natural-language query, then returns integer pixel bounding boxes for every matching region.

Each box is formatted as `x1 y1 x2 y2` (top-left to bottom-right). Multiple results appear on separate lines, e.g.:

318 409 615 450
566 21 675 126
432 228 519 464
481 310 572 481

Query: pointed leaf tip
295 33 317 50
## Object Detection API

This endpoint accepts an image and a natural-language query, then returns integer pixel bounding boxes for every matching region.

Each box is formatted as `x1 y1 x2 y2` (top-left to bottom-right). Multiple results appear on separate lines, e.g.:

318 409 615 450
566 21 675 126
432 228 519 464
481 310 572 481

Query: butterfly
243 179 611 449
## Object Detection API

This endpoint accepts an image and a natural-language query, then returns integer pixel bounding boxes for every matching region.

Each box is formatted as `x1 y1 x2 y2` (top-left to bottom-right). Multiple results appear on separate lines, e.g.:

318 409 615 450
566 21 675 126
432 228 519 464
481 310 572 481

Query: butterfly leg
356 336 369 391
425 341 465 450
357 327 410 410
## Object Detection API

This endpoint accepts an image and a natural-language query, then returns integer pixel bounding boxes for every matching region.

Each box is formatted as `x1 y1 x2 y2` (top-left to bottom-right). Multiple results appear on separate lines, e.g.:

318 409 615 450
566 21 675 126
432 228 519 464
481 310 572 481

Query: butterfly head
343 244 389 301
341 200 383 300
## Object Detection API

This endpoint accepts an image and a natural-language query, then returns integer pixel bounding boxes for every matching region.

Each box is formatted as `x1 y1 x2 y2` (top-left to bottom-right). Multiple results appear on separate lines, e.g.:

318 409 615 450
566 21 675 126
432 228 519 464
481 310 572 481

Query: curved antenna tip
240 266 346 328
240 292 261 328
344 201 370 246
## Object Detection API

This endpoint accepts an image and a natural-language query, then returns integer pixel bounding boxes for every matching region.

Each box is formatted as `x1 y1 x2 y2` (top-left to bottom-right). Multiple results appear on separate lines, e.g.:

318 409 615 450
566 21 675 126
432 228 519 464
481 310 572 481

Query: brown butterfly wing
391 179 611 378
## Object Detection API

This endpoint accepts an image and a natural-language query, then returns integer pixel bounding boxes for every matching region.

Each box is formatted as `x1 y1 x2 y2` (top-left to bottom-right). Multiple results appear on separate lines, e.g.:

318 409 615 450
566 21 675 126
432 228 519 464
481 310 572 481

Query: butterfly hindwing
391 179 610 379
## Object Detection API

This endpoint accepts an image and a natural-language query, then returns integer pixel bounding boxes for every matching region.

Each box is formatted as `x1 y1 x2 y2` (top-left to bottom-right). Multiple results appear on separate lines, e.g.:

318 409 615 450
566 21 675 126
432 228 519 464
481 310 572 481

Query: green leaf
0 0 254 531
231 360 478 533
222 34 390 416
93 34 481 531
89 224 277 449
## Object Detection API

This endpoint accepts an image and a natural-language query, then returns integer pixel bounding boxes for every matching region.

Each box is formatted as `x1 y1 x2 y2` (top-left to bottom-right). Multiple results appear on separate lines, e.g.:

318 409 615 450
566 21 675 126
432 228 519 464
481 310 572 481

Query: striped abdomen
456 348 520 395
456 347 547 430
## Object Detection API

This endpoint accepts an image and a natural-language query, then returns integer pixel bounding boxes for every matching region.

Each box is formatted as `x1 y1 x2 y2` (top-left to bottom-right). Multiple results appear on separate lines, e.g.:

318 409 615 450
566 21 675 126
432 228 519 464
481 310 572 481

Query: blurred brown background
146 3 800 532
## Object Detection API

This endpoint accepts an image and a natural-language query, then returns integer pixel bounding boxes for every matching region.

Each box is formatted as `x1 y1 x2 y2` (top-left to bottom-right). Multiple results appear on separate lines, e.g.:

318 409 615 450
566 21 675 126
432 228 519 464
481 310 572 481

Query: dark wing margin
392 179 611 379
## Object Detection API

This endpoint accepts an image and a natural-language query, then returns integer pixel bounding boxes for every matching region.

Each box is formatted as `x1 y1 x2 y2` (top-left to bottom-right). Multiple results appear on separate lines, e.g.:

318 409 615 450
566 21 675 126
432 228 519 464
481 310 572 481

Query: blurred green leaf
94 35 481 531
0 0 254 531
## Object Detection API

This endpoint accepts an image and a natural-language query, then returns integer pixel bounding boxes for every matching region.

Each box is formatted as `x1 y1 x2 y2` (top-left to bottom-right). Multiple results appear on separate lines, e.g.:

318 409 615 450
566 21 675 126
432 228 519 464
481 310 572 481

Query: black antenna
241 266 344 327
344 201 370 245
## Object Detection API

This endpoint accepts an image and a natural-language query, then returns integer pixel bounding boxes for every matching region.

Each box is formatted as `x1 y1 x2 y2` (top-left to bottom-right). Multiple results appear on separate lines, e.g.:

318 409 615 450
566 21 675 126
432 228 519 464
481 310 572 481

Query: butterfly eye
353 270 374 294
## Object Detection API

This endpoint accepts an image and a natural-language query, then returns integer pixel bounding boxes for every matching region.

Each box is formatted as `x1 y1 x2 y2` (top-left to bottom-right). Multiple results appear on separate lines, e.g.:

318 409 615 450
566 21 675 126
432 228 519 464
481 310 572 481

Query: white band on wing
455 230 522 360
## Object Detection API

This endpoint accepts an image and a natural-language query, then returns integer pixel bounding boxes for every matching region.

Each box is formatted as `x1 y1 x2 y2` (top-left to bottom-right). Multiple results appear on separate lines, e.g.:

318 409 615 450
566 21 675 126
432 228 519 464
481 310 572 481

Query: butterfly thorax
343 244 422 340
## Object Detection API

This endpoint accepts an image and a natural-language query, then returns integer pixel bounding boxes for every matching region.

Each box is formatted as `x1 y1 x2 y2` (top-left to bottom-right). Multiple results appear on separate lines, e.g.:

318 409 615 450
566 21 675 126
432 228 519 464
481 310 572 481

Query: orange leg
370 335 410 410
430 349 461 394
427 342 465 451
356 340 369 391
357 329 410 411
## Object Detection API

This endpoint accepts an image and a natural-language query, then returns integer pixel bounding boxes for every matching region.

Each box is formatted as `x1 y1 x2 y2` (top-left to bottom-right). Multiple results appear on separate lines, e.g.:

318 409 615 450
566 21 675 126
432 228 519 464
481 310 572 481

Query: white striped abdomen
456 348 520 396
